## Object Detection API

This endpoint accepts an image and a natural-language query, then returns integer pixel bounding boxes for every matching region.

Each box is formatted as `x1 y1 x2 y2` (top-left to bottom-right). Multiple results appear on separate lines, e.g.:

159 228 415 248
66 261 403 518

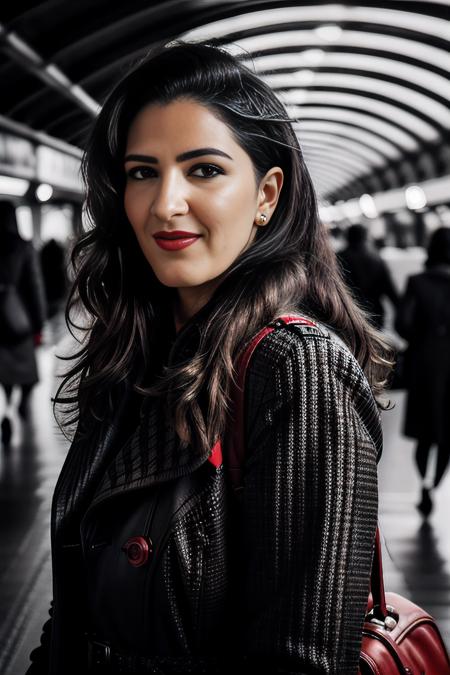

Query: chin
152 263 222 290
155 272 201 288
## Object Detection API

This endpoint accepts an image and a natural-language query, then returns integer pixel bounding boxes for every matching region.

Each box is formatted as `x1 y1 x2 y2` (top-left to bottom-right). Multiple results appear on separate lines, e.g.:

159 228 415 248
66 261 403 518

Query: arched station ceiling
0 0 448 202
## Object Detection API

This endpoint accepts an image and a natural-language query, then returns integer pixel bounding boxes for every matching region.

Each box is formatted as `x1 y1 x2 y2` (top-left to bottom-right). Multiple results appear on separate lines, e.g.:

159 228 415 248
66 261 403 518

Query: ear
256 167 284 223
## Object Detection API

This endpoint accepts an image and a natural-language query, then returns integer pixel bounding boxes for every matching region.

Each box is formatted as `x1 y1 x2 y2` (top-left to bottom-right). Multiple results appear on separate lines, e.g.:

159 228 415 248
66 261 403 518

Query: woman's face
124 98 282 306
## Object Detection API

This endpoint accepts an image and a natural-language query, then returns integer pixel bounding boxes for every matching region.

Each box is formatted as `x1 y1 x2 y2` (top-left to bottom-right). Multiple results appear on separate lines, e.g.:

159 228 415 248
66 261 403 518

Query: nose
150 171 189 222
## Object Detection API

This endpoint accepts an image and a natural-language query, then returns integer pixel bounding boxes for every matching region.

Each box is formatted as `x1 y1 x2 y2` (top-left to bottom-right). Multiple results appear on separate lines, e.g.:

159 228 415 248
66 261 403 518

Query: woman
27 41 390 674
0 201 46 445
395 227 450 517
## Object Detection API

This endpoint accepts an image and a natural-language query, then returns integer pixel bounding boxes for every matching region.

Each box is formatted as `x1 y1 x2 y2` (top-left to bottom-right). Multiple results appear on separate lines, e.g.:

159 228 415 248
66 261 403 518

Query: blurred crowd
0 201 68 446
337 223 450 517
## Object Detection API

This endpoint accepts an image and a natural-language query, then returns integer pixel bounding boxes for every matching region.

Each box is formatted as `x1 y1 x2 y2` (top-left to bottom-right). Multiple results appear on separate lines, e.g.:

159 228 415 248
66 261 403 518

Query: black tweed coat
27 313 381 675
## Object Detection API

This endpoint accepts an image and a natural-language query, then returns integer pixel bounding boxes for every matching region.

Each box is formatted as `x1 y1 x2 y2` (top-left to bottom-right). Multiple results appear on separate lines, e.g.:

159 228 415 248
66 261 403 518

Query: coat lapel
51 379 135 545
86 392 211 515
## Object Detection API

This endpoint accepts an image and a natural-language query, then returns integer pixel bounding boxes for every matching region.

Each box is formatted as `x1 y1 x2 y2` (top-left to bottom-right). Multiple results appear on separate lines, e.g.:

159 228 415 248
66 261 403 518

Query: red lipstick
153 230 202 251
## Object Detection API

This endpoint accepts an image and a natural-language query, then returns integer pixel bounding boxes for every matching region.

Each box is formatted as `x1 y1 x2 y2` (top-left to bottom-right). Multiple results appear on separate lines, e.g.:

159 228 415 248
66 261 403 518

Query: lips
153 230 201 240
153 230 202 251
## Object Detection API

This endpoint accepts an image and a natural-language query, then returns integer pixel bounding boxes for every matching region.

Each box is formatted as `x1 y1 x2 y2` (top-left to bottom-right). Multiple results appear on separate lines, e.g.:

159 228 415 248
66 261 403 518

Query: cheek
208 201 256 254
212 176 254 212
196 178 257 235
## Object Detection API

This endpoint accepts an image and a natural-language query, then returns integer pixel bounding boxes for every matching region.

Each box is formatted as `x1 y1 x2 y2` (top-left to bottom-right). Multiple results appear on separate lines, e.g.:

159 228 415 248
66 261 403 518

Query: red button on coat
121 536 152 567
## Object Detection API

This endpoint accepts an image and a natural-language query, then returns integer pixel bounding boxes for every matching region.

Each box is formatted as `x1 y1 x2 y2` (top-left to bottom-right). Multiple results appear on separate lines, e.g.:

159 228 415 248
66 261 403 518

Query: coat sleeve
236 331 379 674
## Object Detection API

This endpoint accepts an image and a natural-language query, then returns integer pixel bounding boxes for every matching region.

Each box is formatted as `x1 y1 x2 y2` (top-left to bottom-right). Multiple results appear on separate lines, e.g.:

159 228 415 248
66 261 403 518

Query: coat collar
85 401 211 517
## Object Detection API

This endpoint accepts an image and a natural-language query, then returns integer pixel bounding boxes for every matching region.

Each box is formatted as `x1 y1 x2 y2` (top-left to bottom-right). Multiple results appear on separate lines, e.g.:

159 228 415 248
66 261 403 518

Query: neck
172 272 230 333
173 289 210 334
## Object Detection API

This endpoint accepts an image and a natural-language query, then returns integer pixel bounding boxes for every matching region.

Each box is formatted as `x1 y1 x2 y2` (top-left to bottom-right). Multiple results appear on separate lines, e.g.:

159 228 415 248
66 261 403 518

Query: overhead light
405 185 427 210
70 84 101 115
0 175 30 196
16 205 34 241
359 194 378 218
341 201 362 219
293 69 316 85
5 30 42 65
314 25 343 42
36 183 53 202
44 63 71 87
319 205 339 223
300 49 325 65
181 7 448 43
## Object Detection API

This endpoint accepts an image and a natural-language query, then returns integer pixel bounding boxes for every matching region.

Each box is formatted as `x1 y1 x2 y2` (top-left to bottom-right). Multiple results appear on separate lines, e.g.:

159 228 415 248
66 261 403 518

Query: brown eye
190 164 224 178
127 166 156 180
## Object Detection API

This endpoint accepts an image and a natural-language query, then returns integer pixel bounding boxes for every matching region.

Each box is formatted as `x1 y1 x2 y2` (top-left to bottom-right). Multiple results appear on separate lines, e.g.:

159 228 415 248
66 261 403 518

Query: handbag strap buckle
366 604 398 631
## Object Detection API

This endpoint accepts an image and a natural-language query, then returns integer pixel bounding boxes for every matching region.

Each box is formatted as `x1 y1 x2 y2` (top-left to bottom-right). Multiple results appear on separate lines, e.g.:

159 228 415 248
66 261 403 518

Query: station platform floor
1 320 449 674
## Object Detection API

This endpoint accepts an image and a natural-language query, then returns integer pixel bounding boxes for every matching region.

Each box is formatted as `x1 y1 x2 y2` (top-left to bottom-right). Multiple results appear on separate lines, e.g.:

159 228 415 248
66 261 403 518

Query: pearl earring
257 213 268 225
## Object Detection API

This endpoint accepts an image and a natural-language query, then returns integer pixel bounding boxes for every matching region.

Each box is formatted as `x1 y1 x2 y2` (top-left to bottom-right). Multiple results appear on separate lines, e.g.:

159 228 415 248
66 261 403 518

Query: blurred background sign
0 133 35 178
36 145 82 193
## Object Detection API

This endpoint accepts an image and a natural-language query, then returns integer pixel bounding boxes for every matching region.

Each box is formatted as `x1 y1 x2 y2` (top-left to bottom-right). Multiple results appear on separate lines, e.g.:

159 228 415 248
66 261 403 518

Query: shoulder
247 319 367 393
402 272 444 299
245 320 382 454
406 272 428 288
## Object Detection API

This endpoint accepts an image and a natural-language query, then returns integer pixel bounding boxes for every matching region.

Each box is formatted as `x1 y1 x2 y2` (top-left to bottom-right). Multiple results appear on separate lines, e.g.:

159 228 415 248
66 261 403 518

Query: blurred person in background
40 237 68 318
338 223 399 330
0 201 46 447
395 226 450 517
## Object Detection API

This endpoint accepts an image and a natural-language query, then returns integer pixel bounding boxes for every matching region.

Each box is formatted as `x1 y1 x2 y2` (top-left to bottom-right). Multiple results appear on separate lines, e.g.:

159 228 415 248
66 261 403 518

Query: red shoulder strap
208 316 315 474
226 315 317 489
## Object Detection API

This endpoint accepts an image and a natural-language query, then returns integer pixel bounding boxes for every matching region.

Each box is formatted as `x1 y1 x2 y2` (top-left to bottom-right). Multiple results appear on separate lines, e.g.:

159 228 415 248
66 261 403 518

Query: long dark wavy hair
55 40 392 453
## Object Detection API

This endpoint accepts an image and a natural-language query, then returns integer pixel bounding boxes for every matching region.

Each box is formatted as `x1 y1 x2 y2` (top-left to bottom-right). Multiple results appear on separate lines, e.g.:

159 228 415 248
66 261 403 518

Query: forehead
125 98 238 151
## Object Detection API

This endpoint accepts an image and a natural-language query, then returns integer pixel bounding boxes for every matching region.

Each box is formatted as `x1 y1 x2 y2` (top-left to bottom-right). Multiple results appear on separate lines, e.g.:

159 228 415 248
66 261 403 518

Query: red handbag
360 527 450 674
229 315 450 675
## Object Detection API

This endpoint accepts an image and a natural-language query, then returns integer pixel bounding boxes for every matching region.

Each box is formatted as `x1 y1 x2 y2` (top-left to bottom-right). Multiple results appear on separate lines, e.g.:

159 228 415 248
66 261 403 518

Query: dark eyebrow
124 147 233 164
